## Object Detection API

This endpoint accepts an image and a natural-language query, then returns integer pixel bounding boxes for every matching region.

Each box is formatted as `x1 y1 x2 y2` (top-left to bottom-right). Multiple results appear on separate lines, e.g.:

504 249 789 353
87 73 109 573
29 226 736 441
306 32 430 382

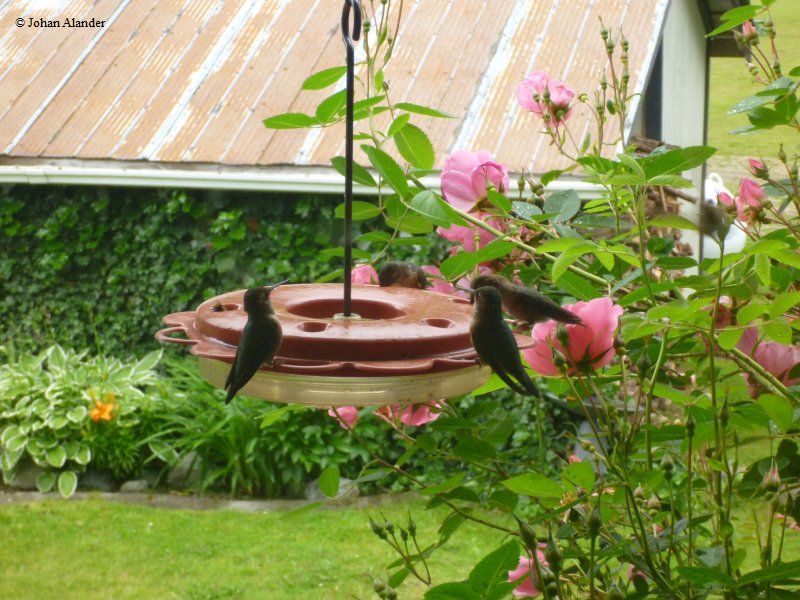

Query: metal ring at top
341 0 362 48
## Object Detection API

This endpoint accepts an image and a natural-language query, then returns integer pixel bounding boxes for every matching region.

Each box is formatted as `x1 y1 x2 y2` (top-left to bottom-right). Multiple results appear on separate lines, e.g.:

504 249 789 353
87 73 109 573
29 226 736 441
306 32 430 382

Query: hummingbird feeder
155 0 532 406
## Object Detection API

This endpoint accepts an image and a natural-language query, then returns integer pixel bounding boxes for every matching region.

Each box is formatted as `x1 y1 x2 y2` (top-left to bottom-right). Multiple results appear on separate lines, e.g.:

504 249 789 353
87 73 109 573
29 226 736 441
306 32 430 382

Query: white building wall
661 0 708 187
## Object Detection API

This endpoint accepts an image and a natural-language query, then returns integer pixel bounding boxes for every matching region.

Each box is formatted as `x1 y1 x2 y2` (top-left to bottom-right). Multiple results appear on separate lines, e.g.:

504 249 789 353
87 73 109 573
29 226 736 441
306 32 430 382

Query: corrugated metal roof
1 0 687 183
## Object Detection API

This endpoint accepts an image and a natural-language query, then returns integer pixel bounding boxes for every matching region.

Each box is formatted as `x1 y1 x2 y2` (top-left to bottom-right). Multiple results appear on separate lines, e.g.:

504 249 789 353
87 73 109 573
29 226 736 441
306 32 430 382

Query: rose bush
263 2 800 598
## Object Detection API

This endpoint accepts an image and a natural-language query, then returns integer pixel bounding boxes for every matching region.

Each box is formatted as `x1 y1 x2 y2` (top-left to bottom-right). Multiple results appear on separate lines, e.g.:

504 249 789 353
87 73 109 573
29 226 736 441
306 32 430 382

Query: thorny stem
644 328 670 469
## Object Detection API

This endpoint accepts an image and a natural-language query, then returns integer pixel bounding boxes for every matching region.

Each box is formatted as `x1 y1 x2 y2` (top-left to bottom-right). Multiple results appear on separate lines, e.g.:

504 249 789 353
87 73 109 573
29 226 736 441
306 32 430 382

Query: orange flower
88 389 115 422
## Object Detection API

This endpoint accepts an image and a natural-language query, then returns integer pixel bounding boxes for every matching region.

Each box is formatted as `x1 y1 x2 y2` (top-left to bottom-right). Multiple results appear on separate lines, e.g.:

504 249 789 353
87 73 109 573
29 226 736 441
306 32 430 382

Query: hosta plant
0 345 162 497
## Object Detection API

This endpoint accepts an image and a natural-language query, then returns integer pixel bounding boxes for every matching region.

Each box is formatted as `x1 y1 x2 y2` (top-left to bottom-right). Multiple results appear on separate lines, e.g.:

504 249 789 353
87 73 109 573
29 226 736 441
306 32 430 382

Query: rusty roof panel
1 0 673 178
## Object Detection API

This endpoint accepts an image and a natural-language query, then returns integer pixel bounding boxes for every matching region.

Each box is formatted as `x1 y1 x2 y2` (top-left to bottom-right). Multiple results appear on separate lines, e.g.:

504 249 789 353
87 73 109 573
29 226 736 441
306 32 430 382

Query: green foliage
0 345 163 496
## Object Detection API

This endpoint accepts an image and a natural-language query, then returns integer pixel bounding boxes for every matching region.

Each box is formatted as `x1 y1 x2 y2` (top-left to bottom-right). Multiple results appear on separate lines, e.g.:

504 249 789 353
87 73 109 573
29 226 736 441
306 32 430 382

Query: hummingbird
469 285 538 395
378 261 427 289
224 280 288 403
471 274 581 326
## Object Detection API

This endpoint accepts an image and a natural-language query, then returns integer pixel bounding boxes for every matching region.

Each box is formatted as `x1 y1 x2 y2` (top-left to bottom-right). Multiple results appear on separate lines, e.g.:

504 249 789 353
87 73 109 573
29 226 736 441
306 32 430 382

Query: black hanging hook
341 0 361 317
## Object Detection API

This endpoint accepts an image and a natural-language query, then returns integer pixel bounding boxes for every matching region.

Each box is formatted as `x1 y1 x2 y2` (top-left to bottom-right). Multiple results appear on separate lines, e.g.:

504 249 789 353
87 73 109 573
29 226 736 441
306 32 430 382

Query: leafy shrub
0 345 163 496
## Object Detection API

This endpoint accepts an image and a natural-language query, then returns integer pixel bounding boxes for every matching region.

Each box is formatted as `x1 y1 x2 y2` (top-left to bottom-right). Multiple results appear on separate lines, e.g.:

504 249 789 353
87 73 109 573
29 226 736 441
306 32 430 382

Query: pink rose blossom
422 266 455 295
739 178 764 209
440 149 509 212
523 297 622 376
517 71 575 127
748 158 767 178
437 211 498 257
737 328 800 396
328 406 359 429
508 552 547 597
351 264 378 285
742 20 758 41
718 191 735 208
753 341 800 387
377 402 442 427
568 454 582 464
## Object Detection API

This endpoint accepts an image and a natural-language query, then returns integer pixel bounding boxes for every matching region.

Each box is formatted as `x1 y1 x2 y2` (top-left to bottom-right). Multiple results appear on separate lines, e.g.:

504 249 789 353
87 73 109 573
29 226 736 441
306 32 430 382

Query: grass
0 497 507 600
2 492 798 599
708 1 800 161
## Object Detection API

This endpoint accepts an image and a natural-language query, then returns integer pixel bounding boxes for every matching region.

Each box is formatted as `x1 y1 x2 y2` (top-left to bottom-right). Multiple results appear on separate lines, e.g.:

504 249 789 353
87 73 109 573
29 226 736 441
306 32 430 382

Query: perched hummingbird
471 274 581 326
224 280 288 404
378 261 427 289
469 286 538 395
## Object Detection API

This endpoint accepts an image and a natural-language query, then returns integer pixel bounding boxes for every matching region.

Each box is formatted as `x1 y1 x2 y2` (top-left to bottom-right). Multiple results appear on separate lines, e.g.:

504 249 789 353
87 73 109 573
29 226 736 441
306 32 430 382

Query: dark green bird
469 285 538 396
471 274 581 326
378 261 427 289
224 280 287 404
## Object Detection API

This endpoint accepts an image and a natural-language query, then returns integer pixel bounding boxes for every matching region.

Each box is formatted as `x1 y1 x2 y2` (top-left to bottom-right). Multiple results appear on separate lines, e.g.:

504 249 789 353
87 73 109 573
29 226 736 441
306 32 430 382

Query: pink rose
508 552 547 597
742 20 758 41
421 266 455 295
753 341 800 387
523 297 622 376
718 191 735 208
441 150 509 212
437 211 498 255
737 328 800 396
327 406 359 429
517 71 575 126
748 158 767 178
351 264 378 285
377 402 442 426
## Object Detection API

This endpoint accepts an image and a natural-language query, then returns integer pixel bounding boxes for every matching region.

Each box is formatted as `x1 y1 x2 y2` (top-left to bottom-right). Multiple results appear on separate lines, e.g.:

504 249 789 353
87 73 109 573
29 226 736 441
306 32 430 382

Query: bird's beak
456 285 477 304
270 279 290 291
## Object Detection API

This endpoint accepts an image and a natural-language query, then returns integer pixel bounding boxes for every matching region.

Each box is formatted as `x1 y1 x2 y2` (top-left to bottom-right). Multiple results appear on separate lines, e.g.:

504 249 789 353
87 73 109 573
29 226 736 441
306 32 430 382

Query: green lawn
0 497 507 600
2 494 798 599
708 1 800 159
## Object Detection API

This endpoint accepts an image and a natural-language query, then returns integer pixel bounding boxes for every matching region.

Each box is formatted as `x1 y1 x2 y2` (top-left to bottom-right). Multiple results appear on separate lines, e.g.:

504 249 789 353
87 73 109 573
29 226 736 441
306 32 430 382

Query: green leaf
562 461 595 491
318 465 340 498
387 113 410 138
557 270 602 301
394 123 434 169
541 169 563 187
409 190 452 227
330 156 377 187
486 189 511 213
717 328 744 350
439 251 480 279
475 240 516 263
755 253 771 286
147 441 178 464
260 404 309 429
675 566 736 587
362 145 409 197
302 66 346 90
46 446 67 468
36 471 56 493
74 445 91 466
656 256 697 269
502 472 563 498
648 215 699 231
419 473 466 496
395 102 455 119
57 471 78 498
766 248 800 269
468 540 520 593
769 292 800 319
641 146 716 178
315 89 347 122
544 190 581 223
512 201 542 221
758 394 794 432
551 241 596 281
356 231 391 244
537 237 587 253
706 5 762 37
334 200 381 221
763 321 792 344
262 112 319 129
454 438 496 462
737 560 800 587
425 582 482 600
